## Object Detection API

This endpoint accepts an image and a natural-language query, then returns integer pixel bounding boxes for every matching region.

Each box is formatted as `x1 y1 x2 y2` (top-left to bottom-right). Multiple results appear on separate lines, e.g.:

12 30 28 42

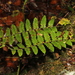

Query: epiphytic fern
0 15 73 57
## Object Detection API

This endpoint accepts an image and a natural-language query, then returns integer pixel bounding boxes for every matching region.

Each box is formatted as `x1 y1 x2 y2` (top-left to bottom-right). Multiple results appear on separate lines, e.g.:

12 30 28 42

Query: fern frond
0 15 73 57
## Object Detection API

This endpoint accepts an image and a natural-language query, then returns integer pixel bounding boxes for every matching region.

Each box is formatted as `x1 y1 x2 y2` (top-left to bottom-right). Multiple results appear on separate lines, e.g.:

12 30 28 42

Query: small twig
63 12 69 18
21 64 26 71
73 6 75 8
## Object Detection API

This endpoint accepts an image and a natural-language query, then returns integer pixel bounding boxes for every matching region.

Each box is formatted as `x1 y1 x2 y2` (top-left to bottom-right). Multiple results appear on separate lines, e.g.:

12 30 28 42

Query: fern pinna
0 15 73 57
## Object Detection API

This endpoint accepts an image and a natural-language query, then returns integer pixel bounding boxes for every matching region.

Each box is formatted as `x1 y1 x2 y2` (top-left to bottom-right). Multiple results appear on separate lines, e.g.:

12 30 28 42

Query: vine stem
22 0 28 12
17 64 20 75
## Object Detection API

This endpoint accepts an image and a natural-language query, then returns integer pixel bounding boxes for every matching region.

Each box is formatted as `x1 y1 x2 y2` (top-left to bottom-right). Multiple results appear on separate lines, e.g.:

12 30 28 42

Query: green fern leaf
31 46 38 55
38 44 46 54
14 46 19 50
43 32 50 42
51 27 57 32
11 24 18 35
29 30 38 45
51 41 61 49
17 49 23 57
37 34 44 43
56 31 61 37
25 40 32 47
11 47 19 55
0 30 3 38
63 30 69 39
22 32 32 47
11 49 16 55
44 43 54 52
56 31 62 40
2 38 7 45
48 19 55 27
5 28 10 36
31 37 38 45
33 18 38 29
11 50 16 55
19 22 25 32
9 35 14 45
22 31 28 41
40 15 46 28
17 43 25 49
50 31 57 41
66 40 72 46
15 33 22 43
37 30 44 43
58 41 66 48
26 19 32 31
12 47 19 55
44 28 52 33
0 44 5 48
24 48 31 55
